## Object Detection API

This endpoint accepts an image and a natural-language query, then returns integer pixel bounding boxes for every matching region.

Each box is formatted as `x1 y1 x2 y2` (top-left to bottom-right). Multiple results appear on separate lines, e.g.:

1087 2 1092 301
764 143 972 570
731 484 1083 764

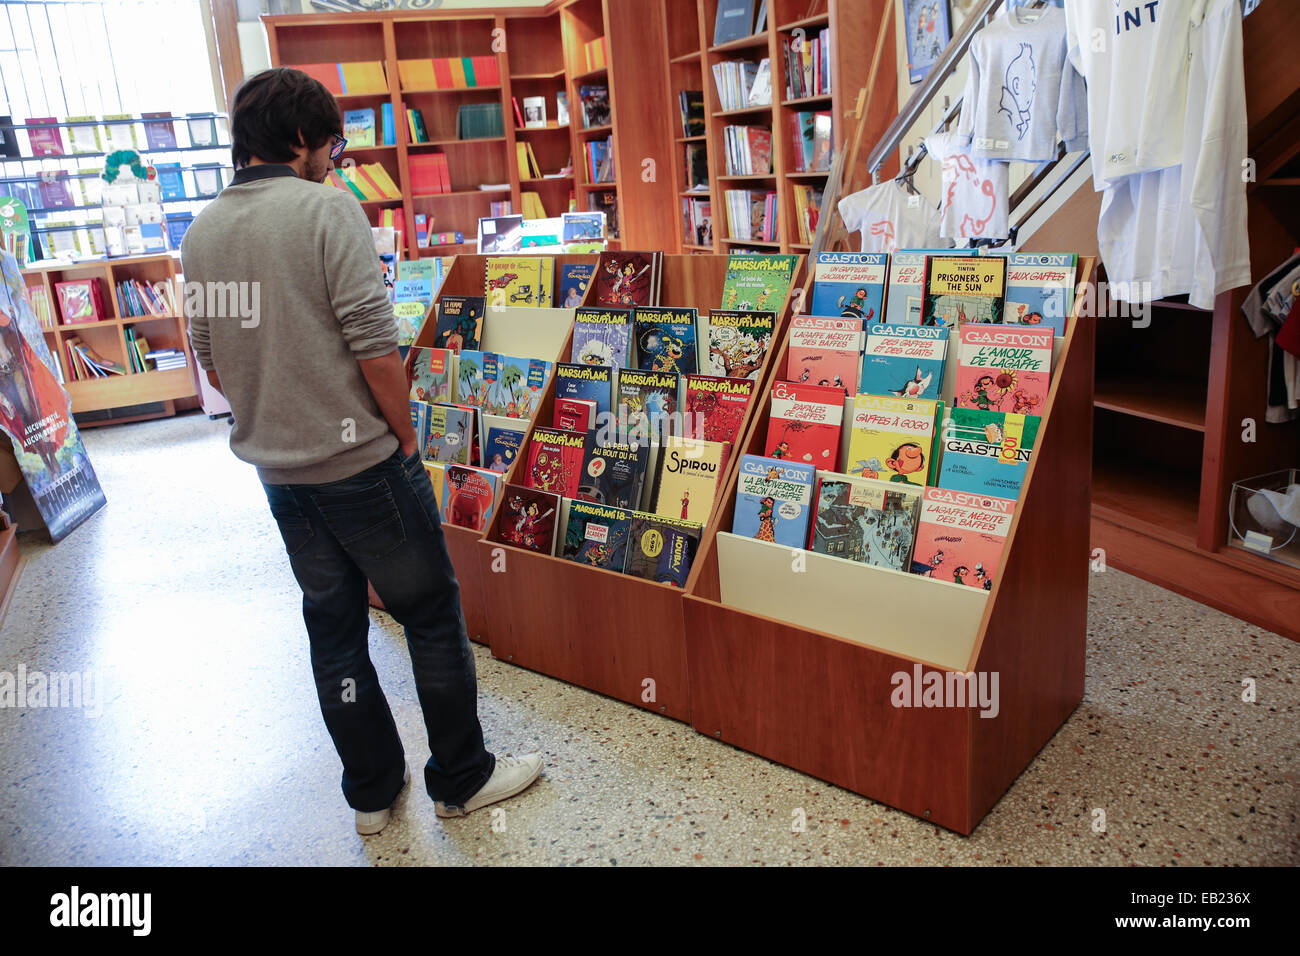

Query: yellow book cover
515 142 532 180
342 166 380 200
844 394 940 487
521 192 545 219
424 462 446 508
526 142 542 178
649 436 731 524
340 61 387 94
536 255 554 306
364 163 402 198
447 57 467 88
397 59 436 90
484 256 546 308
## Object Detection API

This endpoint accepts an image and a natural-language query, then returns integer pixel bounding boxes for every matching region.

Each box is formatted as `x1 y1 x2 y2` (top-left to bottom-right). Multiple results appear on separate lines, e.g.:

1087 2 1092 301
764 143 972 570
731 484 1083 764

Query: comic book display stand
405 252 598 644
477 251 804 719
682 256 1097 833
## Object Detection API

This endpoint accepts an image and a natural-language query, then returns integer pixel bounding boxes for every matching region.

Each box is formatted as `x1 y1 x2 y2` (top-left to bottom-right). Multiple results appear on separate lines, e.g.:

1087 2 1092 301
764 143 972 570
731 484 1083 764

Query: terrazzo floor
1 412 1297 866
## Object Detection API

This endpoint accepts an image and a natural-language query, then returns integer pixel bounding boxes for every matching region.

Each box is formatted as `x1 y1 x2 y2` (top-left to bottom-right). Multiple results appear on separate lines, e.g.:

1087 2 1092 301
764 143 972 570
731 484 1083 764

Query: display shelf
1092 375 1207 431
681 257 1097 834
477 252 804 717
404 252 599 644
1091 457 1200 548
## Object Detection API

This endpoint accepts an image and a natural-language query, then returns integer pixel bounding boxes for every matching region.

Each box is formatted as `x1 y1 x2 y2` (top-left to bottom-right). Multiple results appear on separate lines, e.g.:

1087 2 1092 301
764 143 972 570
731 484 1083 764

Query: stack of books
285 61 388 95
396 56 500 89
722 124 771 175
712 58 770 110
724 189 778 243
147 349 187 371
65 337 126 379
788 110 832 171
781 27 831 99
583 137 614 184
792 184 823 244
116 278 176 318
456 103 504 139
326 163 401 201
409 154 453 194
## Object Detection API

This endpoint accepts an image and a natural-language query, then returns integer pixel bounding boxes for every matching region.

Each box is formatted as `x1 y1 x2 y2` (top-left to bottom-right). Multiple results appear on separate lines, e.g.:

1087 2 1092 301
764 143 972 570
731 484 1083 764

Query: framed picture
903 0 951 85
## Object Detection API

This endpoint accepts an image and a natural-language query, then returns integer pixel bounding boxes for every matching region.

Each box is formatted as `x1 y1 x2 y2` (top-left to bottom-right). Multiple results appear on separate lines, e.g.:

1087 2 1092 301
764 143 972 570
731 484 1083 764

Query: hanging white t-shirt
1093 0 1249 309
1065 0 1211 188
923 130 1010 241
837 180 947 253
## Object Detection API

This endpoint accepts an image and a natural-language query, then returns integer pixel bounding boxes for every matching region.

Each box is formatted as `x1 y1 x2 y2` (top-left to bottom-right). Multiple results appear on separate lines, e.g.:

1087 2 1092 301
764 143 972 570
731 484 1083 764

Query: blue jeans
263 449 494 812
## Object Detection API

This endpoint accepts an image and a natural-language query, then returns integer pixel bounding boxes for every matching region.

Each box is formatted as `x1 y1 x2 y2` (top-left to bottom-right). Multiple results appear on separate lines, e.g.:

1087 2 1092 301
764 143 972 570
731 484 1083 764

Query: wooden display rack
681 257 1097 834
476 251 805 719
406 252 597 643
22 253 198 420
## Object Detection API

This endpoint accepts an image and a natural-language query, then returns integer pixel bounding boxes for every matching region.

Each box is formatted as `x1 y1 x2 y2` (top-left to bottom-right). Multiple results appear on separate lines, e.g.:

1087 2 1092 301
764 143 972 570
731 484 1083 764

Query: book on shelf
583 36 609 72
679 91 705 137
484 426 524 474
525 426 591 497
25 117 65 156
623 513 701 587
649 435 732 525
558 263 595 309
484 255 554 308
477 214 524 254
522 96 547 128
563 500 631 571
810 472 924 572
343 108 376 148
409 346 457 404
764 380 844 469
288 61 388 95
791 184 823 244
408 154 450 194
722 124 771 175
54 278 105 324
456 103 504 139
782 27 831 100
936 408 1039 502
713 0 758 46
500 485 561 554
441 465 500 532
845 394 941 486
29 285 55 332
786 315 864 395
616 368 679 441
921 254 1007 326
682 196 713 247
433 295 485 351
381 103 396 145
595 252 660 307
557 92 570 126
144 348 187 371
587 191 619 239
723 189 777 243
684 374 755 446
515 141 544 180
720 253 798 312
789 110 832 171
186 113 219 148
192 164 223 196
685 143 710 191
578 84 610 128
116 277 175 318
910 487 1015 589
860 324 949 402
100 115 140 151
65 337 127 378
571 307 633 367
418 402 476 465
396 56 499 90
554 397 598 434
731 454 817 547
633 306 698 376
489 353 551 419
576 440 651 510
1001 252 1077 335
583 137 615 184
154 163 185 201
562 212 605 243
698 309 774 380
809 251 888 321
555 362 613 419
954 324 1054 415
711 59 763 111
64 116 102 154
124 326 152 373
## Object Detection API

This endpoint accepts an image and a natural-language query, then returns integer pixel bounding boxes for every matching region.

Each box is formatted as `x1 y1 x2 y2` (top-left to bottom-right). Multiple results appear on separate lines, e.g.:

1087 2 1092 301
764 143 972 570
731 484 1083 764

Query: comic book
648 436 731 525
1001 252 1076 335
410 399 429 441
859 324 949 402
499 484 561 554
910 486 1015 589
953 324 1054 415
731 454 817 549
683 374 754 446
921 254 1006 327
764 380 845 470
557 262 595 308
785 315 864 395
562 500 633 571
484 425 524 473
575 439 651 510
421 403 476 465
884 248 978 325
440 465 500 532
633 306 699 375
408 346 457 403
844 394 941 487
594 251 659 307
489 353 551 418
432 295 485 351
484 255 553 307
455 349 491 407
936 408 1039 501
570 306 633 367
719 254 798 312
699 309 775 380
555 362 613 420
810 472 923 572
809 252 889 322
523 426 591 497
554 397 597 433
615 368 679 442
623 512 702 587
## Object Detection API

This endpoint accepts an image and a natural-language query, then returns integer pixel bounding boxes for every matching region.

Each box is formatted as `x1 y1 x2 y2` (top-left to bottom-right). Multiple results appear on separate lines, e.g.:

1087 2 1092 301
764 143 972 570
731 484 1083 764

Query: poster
903 0 952 85
0 251 106 541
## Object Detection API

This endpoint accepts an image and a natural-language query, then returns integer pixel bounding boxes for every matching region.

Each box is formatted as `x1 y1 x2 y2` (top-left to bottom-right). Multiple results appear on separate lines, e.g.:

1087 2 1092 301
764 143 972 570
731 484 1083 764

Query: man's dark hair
230 67 342 168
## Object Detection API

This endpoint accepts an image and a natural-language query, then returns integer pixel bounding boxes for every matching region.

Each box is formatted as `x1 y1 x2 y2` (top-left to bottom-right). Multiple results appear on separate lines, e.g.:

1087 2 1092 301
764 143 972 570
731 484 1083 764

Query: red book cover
786 315 864 395
746 127 772 175
432 58 454 90
512 96 525 128
523 426 590 497
953 324 1054 415
594 252 656 307
409 155 440 195
684 374 754 446
437 154 451 193
55 279 101 324
440 465 499 532
472 55 499 87
764 380 845 471
26 117 65 156
286 64 343 94
553 398 597 433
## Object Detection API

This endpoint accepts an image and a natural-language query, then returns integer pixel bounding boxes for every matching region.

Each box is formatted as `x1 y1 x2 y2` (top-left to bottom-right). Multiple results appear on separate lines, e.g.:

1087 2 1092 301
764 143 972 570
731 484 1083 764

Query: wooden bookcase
474 252 803 718
668 0 895 255
682 257 1098 834
22 253 197 418
406 252 598 644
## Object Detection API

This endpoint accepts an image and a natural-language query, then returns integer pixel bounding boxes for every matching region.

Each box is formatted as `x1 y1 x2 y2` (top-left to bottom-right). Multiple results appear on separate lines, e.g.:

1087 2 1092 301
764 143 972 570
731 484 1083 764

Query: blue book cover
484 425 524 473
859 324 949 401
936 408 1040 501
155 162 185 200
555 362 613 421
624 514 701 587
381 103 396 145
164 213 192 249
570 307 632 367
809 252 889 322
1002 252 1076 335
562 501 633 571
731 454 817 548
633 306 698 375
558 263 595 308
409 399 429 439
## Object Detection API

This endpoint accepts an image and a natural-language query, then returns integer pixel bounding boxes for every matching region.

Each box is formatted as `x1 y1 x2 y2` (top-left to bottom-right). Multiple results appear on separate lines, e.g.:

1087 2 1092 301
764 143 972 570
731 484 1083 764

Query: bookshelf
22 253 197 419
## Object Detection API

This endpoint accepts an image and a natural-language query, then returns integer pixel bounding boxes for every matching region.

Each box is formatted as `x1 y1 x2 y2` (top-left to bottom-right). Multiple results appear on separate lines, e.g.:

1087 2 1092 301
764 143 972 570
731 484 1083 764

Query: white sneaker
435 754 543 818
355 763 409 835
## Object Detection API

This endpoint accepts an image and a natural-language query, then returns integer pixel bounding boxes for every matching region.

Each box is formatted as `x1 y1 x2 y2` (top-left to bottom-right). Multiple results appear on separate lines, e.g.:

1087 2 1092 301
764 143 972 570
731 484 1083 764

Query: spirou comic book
499 484 560 554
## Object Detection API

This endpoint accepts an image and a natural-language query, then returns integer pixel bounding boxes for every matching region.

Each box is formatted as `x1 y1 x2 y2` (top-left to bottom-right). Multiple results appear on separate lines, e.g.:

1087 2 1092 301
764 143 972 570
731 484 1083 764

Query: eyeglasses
329 133 347 162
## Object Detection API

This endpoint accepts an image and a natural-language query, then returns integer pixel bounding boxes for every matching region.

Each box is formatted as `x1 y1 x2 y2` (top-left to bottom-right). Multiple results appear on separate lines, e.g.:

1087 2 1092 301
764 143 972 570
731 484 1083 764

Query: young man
182 68 541 835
